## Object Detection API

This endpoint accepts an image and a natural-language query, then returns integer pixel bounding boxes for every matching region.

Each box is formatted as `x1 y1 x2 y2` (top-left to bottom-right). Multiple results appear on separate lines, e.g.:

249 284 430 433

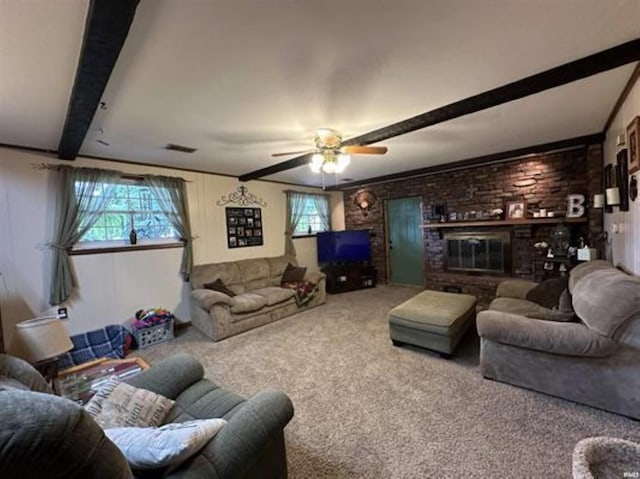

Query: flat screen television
316 230 371 264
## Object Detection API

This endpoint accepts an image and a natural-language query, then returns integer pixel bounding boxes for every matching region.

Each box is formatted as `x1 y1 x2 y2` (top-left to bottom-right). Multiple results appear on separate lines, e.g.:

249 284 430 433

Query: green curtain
143 174 194 281
285 191 308 257
49 166 120 305
309 193 331 232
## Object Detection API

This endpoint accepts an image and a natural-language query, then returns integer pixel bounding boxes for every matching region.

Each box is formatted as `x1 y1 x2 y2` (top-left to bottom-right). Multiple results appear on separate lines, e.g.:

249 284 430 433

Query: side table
54 357 149 404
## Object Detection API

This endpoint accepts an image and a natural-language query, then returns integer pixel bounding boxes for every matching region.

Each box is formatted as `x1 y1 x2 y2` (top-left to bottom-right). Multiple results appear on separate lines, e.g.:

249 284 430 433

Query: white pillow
85 378 175 429
105 419 227 469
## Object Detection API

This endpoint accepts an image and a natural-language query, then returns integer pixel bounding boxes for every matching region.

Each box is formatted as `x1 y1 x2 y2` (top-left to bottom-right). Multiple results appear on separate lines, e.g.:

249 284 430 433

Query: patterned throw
282 280 319 306
57 325 129 369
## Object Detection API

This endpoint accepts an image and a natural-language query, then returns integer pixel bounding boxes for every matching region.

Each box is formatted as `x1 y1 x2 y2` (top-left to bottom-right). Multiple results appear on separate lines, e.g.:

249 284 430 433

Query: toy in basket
132 308 175 349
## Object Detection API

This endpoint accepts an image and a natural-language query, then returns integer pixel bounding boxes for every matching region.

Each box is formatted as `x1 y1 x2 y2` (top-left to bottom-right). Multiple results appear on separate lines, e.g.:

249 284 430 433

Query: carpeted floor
140 285 639 478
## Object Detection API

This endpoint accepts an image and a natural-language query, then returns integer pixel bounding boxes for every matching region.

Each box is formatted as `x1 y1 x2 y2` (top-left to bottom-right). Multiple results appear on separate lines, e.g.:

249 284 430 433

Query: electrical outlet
57 307 68 319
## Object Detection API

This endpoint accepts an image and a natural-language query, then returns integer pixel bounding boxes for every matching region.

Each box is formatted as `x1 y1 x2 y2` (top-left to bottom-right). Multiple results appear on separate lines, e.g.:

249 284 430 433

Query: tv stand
321 263 377 294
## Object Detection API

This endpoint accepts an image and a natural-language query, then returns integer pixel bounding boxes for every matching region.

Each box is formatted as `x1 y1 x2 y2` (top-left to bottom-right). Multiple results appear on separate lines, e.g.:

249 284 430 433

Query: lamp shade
15 317 72 363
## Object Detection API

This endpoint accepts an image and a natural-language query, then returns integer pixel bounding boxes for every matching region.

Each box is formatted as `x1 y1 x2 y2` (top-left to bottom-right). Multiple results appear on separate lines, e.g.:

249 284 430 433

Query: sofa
190 255 326 341
0 353 294 478
477 260 640 419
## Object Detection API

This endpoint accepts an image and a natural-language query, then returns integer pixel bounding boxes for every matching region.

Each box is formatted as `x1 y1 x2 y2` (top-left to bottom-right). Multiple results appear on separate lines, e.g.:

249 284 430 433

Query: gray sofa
477 260 640 419
190 255 326 341
0 353 294 478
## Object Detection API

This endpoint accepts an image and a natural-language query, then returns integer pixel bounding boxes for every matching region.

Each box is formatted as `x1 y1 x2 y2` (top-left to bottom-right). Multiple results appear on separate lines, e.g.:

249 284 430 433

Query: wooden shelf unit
421 217 588 229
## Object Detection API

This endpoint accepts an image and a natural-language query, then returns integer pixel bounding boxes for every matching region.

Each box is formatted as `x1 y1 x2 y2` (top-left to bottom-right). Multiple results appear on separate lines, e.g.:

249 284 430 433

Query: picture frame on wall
225 207 264 248
627 116 639 174
506 200 527 219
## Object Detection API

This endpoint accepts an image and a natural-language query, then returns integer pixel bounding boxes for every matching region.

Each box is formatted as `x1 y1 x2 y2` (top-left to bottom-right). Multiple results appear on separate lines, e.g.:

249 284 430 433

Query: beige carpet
140 285 640 478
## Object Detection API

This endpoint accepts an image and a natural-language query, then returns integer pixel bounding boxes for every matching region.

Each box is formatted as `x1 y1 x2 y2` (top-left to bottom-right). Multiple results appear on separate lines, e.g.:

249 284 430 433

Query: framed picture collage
226 207 263 248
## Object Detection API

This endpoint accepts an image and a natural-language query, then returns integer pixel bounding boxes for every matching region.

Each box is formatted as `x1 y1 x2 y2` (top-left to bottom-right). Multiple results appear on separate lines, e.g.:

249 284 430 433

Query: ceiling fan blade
271 150 313 157
342 145 387 155
239 153 313 182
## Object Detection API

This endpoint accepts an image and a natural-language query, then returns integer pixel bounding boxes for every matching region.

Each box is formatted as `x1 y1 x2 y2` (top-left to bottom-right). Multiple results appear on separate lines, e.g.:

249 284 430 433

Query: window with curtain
291 193 331 237
74 178 178 245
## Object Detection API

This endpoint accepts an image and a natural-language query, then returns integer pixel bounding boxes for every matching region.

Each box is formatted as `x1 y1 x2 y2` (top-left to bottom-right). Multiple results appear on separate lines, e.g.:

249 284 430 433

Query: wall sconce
354 189 378 217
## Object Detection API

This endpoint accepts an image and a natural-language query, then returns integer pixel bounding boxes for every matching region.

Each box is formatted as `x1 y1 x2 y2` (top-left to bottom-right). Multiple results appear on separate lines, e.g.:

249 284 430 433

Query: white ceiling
1 0 639 187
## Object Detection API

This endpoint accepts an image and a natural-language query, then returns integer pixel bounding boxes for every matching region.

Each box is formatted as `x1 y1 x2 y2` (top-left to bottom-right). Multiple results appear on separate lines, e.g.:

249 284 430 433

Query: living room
1 1 640 478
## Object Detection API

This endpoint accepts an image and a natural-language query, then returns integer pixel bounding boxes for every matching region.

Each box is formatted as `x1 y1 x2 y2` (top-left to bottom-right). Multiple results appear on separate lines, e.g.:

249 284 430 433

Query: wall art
226 207 263 248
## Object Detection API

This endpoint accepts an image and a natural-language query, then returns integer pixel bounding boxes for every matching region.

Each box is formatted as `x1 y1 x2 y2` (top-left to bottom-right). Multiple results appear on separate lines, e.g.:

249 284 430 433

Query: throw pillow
85 378 175 429
105 419 227 470
526 276 568 309
281 263 307 284
203 278 236 297
557 288 574 314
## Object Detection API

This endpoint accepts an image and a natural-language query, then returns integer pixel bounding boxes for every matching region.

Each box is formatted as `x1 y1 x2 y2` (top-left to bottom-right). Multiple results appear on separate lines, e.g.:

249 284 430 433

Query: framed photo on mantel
225 207 263 248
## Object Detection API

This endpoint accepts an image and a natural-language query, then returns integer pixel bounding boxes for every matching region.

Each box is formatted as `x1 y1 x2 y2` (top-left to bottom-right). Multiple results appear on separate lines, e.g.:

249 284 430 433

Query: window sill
292 234 317 239
70 239 184 256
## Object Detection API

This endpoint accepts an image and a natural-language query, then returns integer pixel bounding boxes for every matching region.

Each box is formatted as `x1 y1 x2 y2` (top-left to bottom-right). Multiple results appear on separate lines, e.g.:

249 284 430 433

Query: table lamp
15 316 73 382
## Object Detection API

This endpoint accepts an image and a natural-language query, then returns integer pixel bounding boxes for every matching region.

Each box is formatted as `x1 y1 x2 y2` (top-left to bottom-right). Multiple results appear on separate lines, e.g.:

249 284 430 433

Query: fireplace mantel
421 217 588 229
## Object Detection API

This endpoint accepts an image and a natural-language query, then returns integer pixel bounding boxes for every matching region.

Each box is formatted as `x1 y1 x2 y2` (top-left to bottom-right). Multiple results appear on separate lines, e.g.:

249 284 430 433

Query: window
75 179 178 245
291 193 331 236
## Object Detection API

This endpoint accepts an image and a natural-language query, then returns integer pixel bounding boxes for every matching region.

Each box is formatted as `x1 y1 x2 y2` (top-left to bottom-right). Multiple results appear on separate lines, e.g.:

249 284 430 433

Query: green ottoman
388 290 477 358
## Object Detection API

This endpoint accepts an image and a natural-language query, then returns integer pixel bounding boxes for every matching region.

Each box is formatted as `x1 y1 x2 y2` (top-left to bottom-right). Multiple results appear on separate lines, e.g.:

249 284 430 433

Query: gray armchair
0 353 294 478
477 261 640 419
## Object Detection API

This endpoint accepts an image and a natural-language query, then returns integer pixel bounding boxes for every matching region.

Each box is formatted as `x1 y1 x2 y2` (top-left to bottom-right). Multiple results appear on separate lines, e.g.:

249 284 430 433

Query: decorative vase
129 228 137 245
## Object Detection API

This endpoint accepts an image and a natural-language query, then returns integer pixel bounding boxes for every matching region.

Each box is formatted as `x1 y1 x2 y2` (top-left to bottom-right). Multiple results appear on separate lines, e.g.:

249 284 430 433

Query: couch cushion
237 258 270 283
252 287 296 306
191 262 241 290
477 310 617 357
572 269 640 338
230 293 268 314
204 278 236 297
568 260 612 294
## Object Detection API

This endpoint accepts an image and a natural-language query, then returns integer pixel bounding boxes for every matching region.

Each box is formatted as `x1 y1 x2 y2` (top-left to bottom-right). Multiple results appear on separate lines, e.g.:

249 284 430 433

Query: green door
387 197 424 285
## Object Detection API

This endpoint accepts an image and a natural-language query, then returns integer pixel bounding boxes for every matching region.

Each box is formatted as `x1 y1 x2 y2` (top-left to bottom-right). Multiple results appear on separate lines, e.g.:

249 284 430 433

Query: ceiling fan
271 128 387 174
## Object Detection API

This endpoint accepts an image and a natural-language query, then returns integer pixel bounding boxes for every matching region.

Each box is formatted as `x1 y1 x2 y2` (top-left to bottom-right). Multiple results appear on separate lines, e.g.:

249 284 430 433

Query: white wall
603 76 640 274
0 147 344 352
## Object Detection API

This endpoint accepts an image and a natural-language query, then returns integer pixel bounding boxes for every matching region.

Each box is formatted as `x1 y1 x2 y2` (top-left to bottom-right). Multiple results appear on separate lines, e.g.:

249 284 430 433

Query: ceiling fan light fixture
335 153 351 173
310 153 324 173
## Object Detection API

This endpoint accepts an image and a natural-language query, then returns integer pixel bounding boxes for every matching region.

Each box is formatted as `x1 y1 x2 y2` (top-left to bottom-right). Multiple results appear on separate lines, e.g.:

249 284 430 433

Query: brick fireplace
342 144 603 306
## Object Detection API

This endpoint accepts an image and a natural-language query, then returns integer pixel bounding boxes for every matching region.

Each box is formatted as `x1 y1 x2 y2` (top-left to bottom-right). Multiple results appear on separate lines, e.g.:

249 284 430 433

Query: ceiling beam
239 38 640 182
57 0 140 161
327 133 604 191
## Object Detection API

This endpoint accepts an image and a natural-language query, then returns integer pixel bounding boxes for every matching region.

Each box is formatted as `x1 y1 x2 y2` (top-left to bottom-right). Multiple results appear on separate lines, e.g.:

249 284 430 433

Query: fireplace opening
444 232 511 275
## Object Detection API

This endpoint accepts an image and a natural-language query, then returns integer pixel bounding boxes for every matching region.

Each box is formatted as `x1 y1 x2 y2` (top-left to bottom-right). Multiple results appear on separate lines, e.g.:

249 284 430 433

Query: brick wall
343 146 603 305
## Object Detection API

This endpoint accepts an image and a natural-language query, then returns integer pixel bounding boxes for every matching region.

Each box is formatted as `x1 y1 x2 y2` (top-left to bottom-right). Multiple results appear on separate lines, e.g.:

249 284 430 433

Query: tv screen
317 230 371 264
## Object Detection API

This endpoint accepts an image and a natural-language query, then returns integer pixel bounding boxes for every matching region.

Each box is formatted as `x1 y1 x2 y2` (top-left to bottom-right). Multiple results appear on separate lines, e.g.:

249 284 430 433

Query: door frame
384 195 425 286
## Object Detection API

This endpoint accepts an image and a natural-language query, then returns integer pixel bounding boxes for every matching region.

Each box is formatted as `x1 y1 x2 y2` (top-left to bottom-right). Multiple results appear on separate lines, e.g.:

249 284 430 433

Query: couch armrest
127 353 204 400
477 310 617 357
305 270 325 284
199 389 294 478
495 279 538 299
191 288 235 310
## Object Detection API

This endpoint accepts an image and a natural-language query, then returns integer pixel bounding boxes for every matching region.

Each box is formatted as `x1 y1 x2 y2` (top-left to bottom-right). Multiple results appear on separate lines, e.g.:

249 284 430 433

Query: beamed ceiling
1 0 639 188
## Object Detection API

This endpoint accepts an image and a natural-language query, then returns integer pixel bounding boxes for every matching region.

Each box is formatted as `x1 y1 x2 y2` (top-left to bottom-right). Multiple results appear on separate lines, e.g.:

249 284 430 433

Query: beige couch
190 255 326 341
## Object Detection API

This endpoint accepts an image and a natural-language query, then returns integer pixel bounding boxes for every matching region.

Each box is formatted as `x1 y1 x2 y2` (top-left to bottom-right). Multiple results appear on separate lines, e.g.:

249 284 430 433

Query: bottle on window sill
129 228 137 245
308 225 312 235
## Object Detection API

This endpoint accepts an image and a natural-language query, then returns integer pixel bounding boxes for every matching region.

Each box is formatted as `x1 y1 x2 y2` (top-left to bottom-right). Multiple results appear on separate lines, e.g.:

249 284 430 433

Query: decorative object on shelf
630 175 638 202
606 187 621 206
354 189 378 217
549 223 570 257
216 185 266 207
132 308 175 349
627 116 639 174
225 207 263 248
566 194 586 218
15 316 73 382
505 200 526 219
592 194 605 208
490 208 503 220
433 203 447 223
128 216 137 245
533 241 549 255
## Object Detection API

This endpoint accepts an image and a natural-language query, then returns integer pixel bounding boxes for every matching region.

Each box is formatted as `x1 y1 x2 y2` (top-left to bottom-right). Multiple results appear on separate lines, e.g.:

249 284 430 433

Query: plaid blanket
282 280 319 306
57 325 128 369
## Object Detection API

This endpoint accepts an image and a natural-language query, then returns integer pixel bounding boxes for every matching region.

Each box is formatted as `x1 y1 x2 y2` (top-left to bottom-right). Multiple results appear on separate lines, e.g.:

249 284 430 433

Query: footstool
388 290 477 358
